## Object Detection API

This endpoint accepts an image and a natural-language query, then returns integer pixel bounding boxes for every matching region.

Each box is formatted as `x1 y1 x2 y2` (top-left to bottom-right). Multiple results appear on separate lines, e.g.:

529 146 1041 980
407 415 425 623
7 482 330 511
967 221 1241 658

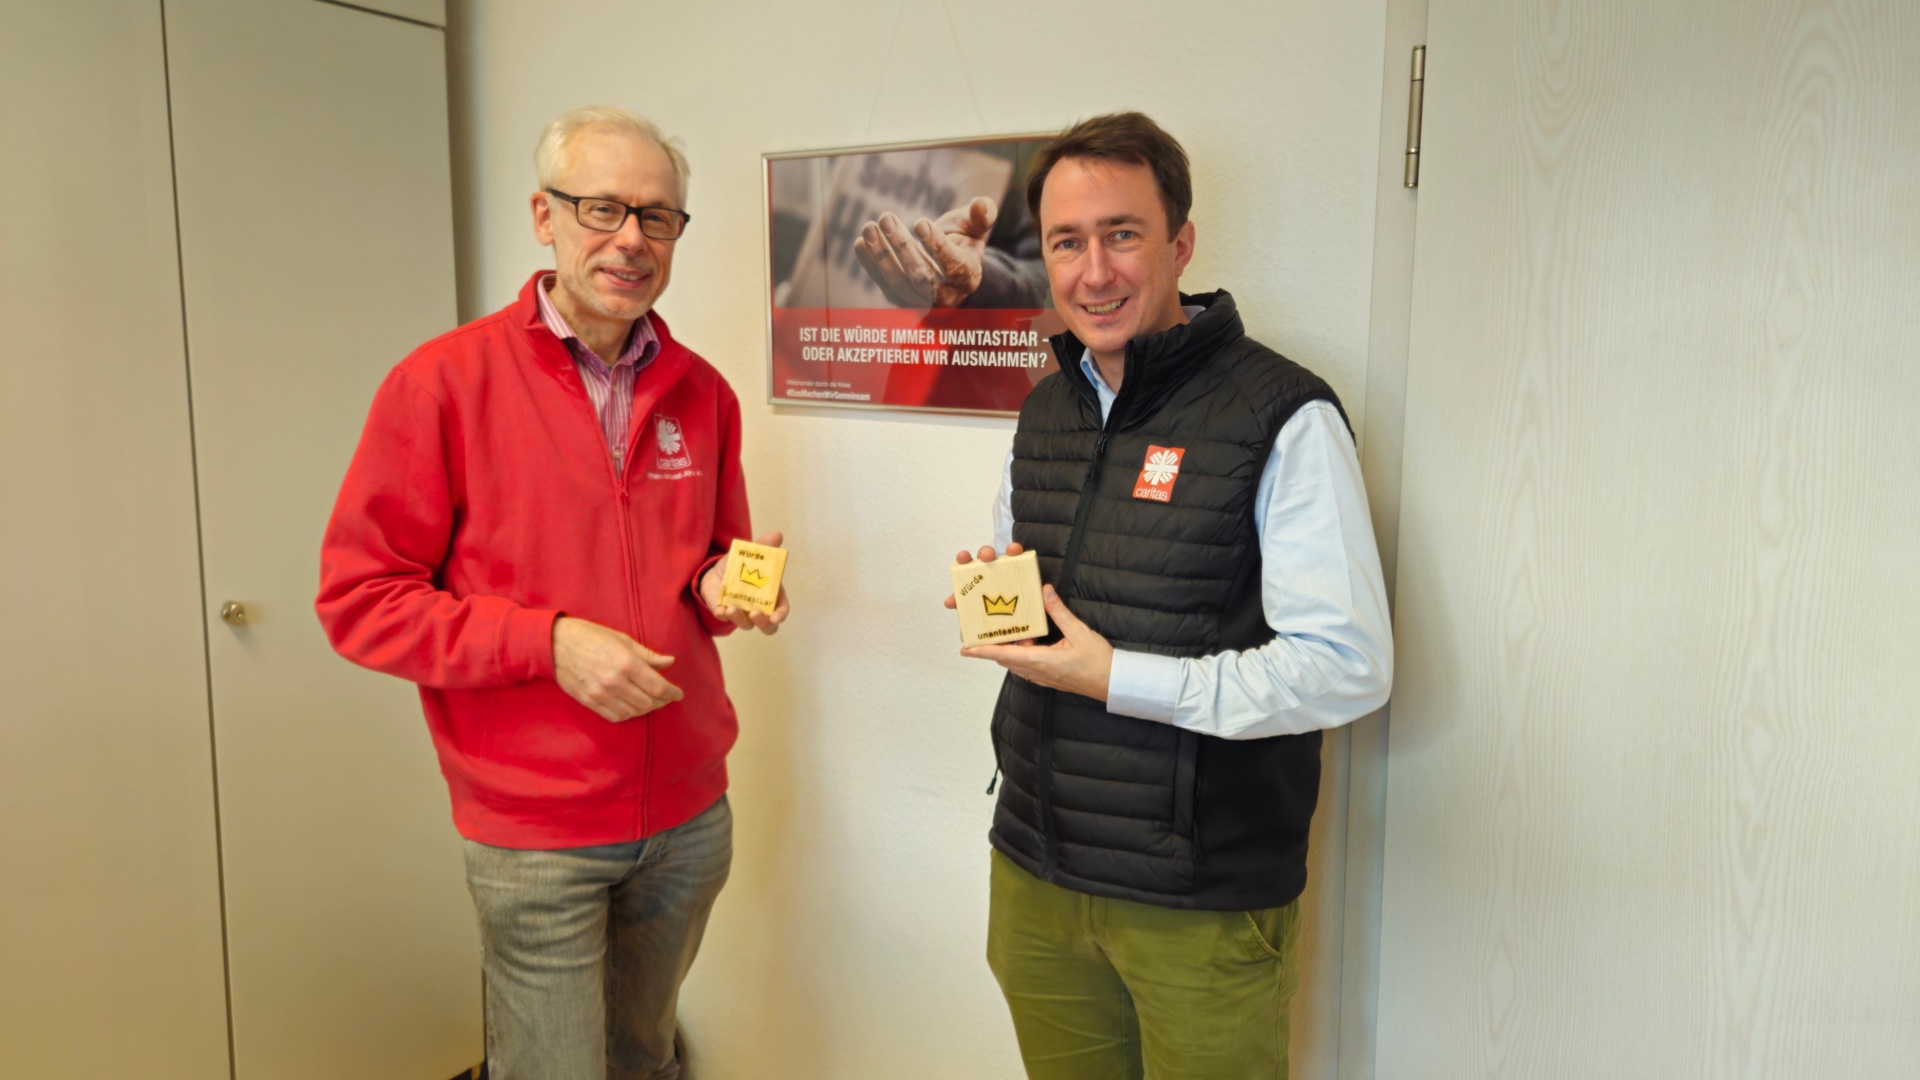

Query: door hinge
1404 45 1426 188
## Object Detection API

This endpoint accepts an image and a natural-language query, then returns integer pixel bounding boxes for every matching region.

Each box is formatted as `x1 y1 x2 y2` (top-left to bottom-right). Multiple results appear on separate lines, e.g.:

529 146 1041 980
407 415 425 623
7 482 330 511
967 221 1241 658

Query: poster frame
761 131 1058 418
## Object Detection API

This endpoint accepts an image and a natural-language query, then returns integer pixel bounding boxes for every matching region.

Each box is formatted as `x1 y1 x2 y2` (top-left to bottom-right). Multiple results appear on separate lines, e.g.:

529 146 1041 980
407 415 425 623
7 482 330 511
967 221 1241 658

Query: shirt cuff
1106 649 1183 723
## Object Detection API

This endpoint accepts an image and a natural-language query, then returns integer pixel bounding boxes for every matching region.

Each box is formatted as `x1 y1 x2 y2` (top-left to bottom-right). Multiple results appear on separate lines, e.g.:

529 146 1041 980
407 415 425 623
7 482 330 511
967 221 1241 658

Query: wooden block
720 539 787 613
951 550 1049 646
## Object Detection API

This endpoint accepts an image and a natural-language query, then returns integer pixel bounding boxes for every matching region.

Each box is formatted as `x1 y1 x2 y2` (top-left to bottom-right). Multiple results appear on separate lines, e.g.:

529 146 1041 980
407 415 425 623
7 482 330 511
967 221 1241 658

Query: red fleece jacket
317 272 750 848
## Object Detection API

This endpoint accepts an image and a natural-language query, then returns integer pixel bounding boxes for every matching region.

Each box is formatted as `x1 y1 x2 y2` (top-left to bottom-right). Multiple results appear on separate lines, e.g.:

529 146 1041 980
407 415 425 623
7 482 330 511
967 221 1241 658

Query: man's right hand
552 616 683 722
943 542 1024 610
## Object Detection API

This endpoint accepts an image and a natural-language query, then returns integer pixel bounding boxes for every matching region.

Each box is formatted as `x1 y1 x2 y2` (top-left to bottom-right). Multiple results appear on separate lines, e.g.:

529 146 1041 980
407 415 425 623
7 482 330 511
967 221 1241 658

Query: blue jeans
463 796 732 1080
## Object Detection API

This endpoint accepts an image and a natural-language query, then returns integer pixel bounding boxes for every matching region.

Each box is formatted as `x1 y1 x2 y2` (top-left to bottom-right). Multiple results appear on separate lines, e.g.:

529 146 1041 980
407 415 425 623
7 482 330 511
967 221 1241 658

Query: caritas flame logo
1132 445 1185 502
652 415 692 471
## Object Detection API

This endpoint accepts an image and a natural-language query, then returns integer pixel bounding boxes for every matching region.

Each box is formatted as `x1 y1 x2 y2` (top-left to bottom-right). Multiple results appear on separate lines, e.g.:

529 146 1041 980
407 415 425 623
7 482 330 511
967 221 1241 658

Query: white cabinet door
0 2 231 1077
1380 1 1920 1076
162 1 476 1077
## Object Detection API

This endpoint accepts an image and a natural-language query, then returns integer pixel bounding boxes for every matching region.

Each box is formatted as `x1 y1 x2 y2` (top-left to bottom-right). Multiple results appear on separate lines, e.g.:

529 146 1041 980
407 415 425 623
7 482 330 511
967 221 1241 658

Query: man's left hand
699 530 790 635
961 585 1112 701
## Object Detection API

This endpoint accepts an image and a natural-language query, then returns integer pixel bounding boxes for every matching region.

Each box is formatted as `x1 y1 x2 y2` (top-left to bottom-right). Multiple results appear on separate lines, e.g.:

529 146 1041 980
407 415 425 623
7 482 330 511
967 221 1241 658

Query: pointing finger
630 666 683 705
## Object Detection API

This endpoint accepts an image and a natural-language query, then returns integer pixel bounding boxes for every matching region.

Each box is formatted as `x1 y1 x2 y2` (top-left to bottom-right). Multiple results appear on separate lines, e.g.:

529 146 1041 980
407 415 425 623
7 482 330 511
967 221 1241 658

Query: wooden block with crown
950 549 1049 646
720 538 787 614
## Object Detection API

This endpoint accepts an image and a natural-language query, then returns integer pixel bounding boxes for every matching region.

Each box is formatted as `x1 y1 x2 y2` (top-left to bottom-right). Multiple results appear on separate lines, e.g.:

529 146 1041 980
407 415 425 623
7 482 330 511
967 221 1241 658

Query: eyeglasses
545 188 690 240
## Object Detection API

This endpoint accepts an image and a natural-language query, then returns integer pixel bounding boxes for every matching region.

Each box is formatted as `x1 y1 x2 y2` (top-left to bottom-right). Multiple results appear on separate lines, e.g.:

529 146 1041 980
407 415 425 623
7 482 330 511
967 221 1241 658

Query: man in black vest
951 112 1393 1078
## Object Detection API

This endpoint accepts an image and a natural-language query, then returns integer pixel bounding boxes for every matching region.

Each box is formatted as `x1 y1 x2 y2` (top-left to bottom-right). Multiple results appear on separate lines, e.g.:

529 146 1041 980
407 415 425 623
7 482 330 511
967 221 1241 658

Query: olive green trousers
986 849 1303 1080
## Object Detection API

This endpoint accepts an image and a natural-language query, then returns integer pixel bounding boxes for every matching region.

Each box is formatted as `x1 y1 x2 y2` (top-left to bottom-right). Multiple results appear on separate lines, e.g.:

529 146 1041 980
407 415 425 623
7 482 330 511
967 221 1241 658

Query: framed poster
764 134 1063 415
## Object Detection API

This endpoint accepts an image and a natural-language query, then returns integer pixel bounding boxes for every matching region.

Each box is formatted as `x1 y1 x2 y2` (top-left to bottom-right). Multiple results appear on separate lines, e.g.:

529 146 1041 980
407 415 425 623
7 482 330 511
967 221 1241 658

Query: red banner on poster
770 307 1055 413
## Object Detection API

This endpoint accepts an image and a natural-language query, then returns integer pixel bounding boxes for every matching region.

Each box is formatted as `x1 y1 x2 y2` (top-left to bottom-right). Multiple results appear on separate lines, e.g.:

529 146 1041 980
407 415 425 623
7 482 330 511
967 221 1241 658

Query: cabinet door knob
220 601 249 626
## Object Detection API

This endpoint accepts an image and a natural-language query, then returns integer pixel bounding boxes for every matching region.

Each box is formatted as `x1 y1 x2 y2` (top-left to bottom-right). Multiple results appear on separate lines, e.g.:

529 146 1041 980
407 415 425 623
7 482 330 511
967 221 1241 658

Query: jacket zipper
615 486 651 837
552 332 667 840
583 382 651 839
616 423 655 838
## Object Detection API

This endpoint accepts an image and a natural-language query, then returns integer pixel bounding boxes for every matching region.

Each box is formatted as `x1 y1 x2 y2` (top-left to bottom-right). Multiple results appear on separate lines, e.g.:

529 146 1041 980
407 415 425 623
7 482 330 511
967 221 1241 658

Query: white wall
447 3 1389 1076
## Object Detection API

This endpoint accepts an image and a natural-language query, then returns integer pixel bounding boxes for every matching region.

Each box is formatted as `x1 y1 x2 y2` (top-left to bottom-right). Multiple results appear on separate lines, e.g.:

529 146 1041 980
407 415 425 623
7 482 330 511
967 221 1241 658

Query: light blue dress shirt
992 344 1393 740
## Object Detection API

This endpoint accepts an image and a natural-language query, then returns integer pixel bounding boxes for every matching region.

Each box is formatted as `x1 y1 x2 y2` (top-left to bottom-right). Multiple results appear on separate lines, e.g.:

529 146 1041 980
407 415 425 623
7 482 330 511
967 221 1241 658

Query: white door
1379 1 1920 1076
163 1 477 1076
0 3 230 1076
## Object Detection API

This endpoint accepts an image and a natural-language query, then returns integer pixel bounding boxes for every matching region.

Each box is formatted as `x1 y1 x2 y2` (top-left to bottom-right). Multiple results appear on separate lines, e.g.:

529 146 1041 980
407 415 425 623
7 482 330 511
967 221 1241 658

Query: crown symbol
738 567 768 588
982 594 1018 616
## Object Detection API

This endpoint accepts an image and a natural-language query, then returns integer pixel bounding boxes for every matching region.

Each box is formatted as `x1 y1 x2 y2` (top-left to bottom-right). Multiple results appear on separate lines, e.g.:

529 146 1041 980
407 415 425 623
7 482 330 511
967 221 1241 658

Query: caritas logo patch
1132 445 1185 502
652 414 692 471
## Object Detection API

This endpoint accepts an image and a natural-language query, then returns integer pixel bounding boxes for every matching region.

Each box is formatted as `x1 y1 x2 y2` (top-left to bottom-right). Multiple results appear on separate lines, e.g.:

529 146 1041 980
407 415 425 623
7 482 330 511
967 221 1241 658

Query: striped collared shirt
535 272 660 468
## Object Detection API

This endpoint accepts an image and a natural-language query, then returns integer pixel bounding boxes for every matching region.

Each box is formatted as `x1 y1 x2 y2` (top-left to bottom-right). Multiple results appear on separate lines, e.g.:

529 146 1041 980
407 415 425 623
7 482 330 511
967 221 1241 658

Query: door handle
220 601 250 626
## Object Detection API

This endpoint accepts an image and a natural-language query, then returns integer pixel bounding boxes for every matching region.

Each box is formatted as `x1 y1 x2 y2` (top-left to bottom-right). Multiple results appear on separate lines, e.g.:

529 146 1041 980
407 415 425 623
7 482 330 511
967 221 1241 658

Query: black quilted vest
988 290 1346 911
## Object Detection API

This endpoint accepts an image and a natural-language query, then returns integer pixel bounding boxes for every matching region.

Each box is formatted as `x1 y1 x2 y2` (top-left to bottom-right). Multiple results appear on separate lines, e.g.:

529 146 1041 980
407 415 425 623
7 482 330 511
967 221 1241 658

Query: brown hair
1025 111 1192 236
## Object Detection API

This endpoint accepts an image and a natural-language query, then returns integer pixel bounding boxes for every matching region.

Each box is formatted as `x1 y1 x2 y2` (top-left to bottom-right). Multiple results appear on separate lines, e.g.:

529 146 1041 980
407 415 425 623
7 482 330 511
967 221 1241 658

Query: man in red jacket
317 105 785 1080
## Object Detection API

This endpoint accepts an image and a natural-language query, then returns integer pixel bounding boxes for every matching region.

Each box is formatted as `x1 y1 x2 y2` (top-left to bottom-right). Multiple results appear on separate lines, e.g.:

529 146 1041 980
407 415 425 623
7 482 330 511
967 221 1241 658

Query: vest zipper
1053 432 1111 595
1036 425 1114 878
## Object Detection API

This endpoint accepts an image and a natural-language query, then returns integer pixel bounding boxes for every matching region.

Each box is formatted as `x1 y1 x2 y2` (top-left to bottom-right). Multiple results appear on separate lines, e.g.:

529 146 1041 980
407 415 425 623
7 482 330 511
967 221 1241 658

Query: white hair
533 105 690 202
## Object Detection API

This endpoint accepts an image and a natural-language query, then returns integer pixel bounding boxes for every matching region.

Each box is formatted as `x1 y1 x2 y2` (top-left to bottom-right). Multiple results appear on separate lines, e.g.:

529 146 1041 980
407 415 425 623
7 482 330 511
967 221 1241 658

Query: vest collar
1049 289 1244 429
